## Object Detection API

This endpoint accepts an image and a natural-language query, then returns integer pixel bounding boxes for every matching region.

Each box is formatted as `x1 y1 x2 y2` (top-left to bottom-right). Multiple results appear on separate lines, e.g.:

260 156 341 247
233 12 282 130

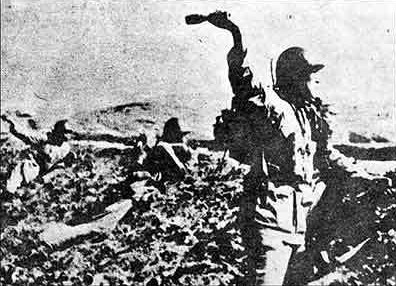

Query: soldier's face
63 122 71 132
307 72 322 92
303 50 323 84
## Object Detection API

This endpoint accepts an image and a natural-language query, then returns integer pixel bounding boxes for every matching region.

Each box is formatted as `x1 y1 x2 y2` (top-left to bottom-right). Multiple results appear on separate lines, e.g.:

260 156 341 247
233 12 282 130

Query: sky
1 0 395 142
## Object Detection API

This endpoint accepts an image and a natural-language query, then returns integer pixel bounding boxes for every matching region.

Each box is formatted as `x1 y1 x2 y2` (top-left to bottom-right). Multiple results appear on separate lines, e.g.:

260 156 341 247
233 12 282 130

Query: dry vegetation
0 133 395 285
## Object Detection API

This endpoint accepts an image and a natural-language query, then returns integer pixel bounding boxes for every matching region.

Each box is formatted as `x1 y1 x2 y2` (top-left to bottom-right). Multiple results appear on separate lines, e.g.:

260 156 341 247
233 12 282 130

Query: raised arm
206 11 243 52
187 11 264 112
1 115 38 146
186 11 243 50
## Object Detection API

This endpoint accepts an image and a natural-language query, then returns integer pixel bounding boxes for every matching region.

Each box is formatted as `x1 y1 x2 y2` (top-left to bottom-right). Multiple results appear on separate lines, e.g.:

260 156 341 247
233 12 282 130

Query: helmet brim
310 64 325 73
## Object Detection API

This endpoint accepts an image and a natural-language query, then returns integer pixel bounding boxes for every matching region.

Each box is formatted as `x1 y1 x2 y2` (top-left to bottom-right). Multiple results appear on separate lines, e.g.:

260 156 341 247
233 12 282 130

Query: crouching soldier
1 114 75 194
188 11 331 285
145 117 192 181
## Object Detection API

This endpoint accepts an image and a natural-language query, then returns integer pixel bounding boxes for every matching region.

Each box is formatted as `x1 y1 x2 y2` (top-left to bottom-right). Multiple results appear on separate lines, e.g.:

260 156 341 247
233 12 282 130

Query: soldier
1 114 74 194
188 11 331 285
145 118 192 181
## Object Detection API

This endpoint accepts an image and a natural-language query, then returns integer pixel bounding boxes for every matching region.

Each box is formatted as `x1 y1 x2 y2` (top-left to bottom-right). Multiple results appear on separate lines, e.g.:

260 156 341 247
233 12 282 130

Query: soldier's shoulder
249 87 293 119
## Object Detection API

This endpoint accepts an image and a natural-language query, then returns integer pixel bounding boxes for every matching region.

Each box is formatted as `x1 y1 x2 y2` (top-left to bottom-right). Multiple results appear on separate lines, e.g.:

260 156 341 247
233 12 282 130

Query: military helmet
275 47 324 84
53 120 71 134
161 118 190 143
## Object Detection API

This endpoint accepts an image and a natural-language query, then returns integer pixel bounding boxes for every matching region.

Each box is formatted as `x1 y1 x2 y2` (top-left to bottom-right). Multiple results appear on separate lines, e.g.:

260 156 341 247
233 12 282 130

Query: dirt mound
70 100 202 146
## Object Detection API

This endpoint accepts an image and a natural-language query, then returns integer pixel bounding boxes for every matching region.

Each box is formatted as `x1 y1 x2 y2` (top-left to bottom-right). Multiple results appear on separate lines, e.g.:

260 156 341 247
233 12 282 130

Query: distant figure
145 118 191 180
189 11 331 285
1 114 74 193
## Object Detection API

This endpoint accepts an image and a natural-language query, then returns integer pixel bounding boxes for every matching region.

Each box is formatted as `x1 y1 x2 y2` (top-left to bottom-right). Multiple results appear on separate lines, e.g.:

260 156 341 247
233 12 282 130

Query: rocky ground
0 108 395 286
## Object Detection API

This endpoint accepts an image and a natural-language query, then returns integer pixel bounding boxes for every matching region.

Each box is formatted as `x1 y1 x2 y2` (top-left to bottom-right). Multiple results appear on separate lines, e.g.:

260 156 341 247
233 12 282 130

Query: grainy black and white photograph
1 1 395 285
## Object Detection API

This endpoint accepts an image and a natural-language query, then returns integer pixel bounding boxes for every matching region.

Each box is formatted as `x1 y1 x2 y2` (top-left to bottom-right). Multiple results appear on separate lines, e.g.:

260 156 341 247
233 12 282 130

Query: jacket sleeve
226 43 265 111
6 118 47 147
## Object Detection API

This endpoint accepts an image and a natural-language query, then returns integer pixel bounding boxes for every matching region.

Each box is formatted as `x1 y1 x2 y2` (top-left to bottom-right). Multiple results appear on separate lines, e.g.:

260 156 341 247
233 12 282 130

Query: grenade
185 14 208 25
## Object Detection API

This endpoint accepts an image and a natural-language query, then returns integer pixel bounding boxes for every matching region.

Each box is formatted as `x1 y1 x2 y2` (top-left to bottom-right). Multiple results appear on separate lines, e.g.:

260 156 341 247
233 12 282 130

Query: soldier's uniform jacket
251 90 323 244
6 118 71 193
10 122 71 169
